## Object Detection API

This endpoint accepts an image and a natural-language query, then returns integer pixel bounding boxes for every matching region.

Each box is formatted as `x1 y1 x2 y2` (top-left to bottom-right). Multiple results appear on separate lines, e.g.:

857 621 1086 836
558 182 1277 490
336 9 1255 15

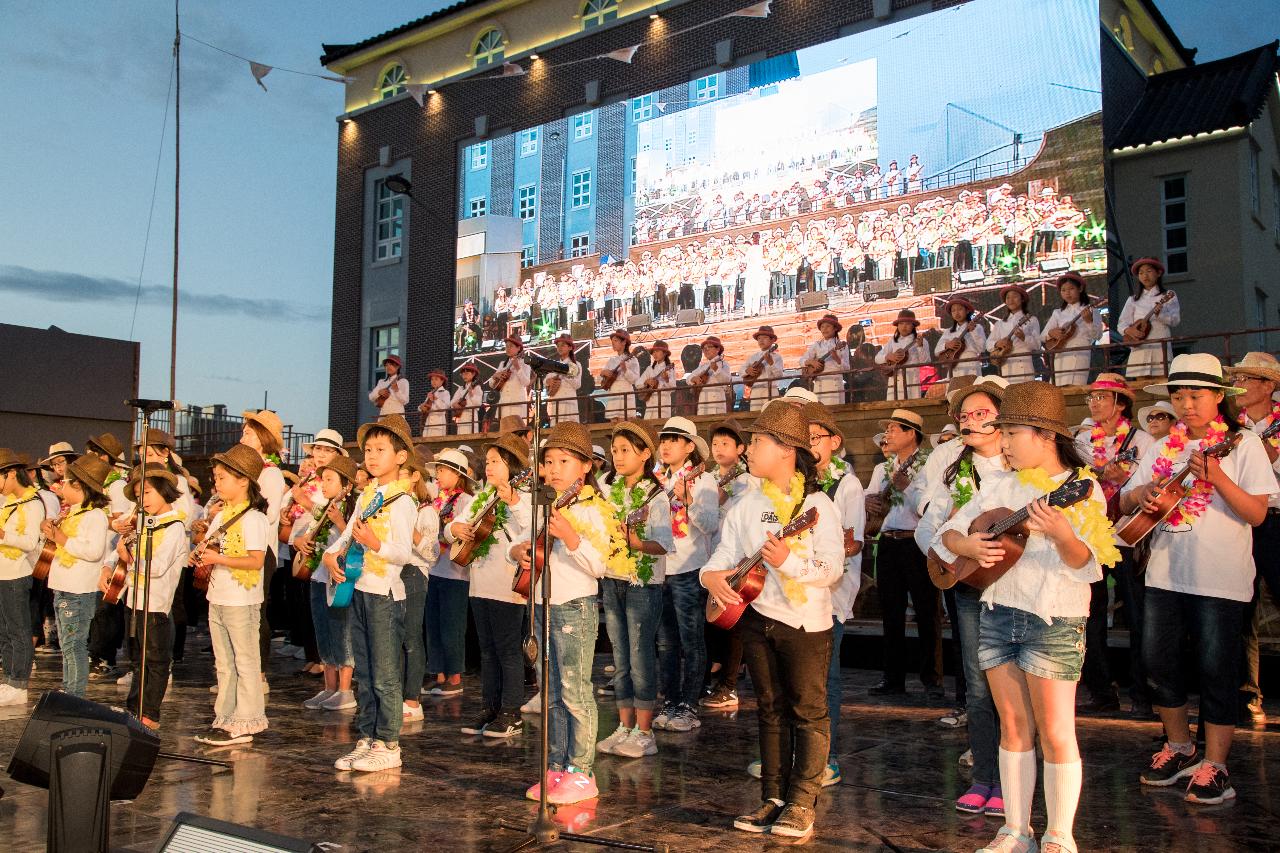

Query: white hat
592 444 608 462
1073 417 1095 437
783 386 819 405
1144 353 1244 397
872 432 886 447
659 417 709 460
304 428 348 456
423 448 476 485
1136 400 1176 427
930 423 958 447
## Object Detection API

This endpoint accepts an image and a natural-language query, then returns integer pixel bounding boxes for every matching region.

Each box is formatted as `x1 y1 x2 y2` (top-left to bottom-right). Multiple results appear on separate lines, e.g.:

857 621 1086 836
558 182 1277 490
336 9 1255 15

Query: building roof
1136 0 1196 67
1113 41 1279 150
321 0 487 67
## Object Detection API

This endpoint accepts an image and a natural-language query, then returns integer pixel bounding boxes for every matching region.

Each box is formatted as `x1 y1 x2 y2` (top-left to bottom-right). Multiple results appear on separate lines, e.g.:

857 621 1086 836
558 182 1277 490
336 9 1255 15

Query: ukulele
328 491 387 608
705 507 820 629
865 450 920 538
491 359 516 392
374 376 399 408
801 340 848 380
1043 302 1096 353
189 502 254 591
451 381 475 419
638 362 673 404
102 531 138 605
930 477 1095 591
294 491 352 581
450 469 533 567
1087 425 1140 521
600 351 635 391
989 313 1033 368
878 340 914 377
1122 290 1175 344
937 318 981 367
32 508 70 581
743 345 778 387
1114 431 1245 546
511 480 584 598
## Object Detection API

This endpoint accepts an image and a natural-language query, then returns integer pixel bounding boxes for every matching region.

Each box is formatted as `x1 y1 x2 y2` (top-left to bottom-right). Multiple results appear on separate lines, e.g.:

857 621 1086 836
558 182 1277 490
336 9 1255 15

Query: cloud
0 265 329 323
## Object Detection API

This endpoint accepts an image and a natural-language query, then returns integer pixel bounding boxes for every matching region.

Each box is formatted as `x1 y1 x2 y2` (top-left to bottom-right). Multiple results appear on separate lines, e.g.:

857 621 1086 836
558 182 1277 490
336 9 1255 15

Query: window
374 180 404 261
1273 172 1280 244
470 142 488 171
1161 175 1188 275
569 233 591 258
519 128 539 157
630 157 637 196
572 170 592 209
573 112 593 141
469 196 487 218
1249 141 1261 217
632 94 655 122
582 0 618 29
521 245 536 268
694 74 720 102
518 185 537 221
473 28 504 67
378 64 407 100
370 325 400 385
687 130 698 146
1255 289 1269 349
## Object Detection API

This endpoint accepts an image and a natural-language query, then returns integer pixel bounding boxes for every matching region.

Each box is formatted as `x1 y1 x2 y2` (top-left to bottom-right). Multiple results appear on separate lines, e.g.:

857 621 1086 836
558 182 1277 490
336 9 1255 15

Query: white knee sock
1043 760 1082 847
998 747 1037 836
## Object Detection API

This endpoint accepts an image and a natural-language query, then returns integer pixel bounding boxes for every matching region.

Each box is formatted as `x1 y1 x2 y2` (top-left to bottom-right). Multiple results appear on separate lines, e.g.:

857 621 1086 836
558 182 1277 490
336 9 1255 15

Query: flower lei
719 462 746 498
0 487 38 560
557 485 635 580
54 504 96 568
1014 468 1120 568
818 457 848 493
608 479 656 584
887 450 929 507
1241 402 1280 450
264 453 282 468
462 483 512 563
760 473 811 606
1152 416 1229 529
433 487 463 550
666 462 697 539
104 470 124 488
215 500 261 590
951 457 977 510
1090 417 1133 500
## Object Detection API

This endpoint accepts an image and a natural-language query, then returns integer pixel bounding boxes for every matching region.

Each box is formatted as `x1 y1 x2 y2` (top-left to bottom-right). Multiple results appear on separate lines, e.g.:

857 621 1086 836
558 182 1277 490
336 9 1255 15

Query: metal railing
136 406 314 463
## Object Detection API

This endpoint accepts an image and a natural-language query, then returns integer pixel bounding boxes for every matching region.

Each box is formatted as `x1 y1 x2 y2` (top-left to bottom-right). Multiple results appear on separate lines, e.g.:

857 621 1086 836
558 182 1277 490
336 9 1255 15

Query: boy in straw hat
1224 352 1280 725
875 309 932 401
699 401 843 841
0 449 44 706
1119 355 1275 805
803 313 850 407
741 326 784 411
322 415 419 771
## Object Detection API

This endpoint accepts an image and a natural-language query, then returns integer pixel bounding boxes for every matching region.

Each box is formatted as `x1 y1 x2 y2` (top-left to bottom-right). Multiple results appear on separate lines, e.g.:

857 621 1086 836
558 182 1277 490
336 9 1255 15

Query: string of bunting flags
181 31 353 91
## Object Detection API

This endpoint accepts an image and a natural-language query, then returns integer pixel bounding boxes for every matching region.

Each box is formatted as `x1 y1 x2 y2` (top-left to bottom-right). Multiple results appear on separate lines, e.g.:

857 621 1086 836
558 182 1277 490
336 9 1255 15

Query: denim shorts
978 604 1085 682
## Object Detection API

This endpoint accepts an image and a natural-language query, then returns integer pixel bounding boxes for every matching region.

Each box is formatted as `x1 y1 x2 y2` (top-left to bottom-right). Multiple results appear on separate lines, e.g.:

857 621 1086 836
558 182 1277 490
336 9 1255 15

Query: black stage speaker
570 319 597 341
7 691 160 801
676 308 704 326
915 266 953 294
797 290 829 311
626 313 652 332
159 812 319 852
47 729 112 852
863 278 899 301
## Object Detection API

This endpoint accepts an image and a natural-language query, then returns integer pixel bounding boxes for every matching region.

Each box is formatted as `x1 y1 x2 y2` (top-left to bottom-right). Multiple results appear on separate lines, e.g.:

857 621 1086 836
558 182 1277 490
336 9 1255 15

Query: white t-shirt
1123 429 1277 602
823 464 866 622
47 504 111 595
866 449 929 532
662 469 718 576
205 507 270 607
461 491 529 604
125 511 189 614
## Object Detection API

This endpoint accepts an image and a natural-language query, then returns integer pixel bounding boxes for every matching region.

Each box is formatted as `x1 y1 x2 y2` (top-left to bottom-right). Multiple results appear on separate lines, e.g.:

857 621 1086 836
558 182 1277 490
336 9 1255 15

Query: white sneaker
117 671 133 687
351 741 402 772
321 689 357 711
208 684 218 694
304 689 335 710
402 701 424 721
596 724 630 755
959 749 974 768
334 737 373 770
747 759 761 778
520 692 541 714
652 703 673 730
664 703 700 732
613 728 658 758
276 644 298 657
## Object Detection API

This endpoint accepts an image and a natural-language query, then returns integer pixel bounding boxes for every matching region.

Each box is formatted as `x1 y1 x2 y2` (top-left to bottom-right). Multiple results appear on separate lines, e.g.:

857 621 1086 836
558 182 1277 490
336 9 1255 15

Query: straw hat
943 373 977 398
782 385 819 405
356 414 415 453
931 423 959 447
1136 400 1176 427
873 432 886 448
1130 257 1164 277
211 444 265 483
0 448 25 473
66 454 112 495
1144 353 1244 397
710 418 746 448
242 409 285 454
747 400 815 461
990 381 1073 438
1086 373 1136 400
541 421 594 463
489 431 531 470
134 428 175 451
40 442 76 466
947 375 1009 419
125 463 179 502
319 454 359 484
879 408 926 434
304 429 347 456
1225 352 1280 385
613 420 658 460
85 433 125 465
498 415 531 438
282 470 300 486
659 416 709 460
425 448 476 485
801 402 844 447
816 313 842 333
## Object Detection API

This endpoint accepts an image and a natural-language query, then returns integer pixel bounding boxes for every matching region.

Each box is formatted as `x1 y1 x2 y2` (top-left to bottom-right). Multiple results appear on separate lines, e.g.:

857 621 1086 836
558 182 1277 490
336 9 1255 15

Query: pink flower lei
1089 417 1131 469
1240 401 1280 450
1152 415 1229 528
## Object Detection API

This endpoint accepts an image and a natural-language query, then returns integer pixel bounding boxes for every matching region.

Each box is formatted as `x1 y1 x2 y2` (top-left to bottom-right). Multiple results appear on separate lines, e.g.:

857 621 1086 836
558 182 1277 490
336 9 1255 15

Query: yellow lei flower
1014 468 1120 568
130 511 180 592
0 487 38 561
760 473 811 606
359 479 415 578
559 485 635 581
216 500 262 590
54 504 96 568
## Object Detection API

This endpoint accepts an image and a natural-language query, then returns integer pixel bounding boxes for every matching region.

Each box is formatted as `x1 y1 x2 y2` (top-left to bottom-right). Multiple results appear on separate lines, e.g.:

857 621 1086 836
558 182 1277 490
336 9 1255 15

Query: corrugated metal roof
321 0 487 67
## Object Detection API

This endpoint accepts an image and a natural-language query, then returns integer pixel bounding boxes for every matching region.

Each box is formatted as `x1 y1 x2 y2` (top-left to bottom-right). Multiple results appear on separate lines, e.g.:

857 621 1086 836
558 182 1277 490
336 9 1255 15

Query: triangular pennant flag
500 62 525 77
728 0 771 17
656 102 668 113
249 61 272 91
602 45 639 63
405 83 430 107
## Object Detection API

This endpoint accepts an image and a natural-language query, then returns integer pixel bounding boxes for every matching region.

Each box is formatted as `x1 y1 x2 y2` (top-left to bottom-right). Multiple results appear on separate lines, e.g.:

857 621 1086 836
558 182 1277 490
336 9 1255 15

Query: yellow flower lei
130 511 180 592
359 479 415 578
760 473 811 606
558 485 635 580
55 504 97 568
1014 467 1120 568
0 487 38 560
215 500 262 590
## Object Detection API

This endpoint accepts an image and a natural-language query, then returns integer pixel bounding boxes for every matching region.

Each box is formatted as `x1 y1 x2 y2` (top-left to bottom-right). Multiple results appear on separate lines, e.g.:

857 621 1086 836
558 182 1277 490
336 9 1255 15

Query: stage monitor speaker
48 729 112 853
915 267 953 294
159 812 319 853
7 691 160 801
676 308 704 327
863 278 899 301
797 290 829 311
570 319 596 341
626 313 652 332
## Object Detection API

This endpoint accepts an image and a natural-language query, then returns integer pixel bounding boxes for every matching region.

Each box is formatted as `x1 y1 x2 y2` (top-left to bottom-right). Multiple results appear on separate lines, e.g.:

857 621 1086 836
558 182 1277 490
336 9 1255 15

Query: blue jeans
352 589 405 744
425 575 468 676
955 586 999 787
208 603 267 733
1144 587 1243 726
0 576 34 689
401 567 428 700
658 571 707 707
827 616 845 759
309 582 353 668
54 591 97 696
601 578 662 710
544 596 599 772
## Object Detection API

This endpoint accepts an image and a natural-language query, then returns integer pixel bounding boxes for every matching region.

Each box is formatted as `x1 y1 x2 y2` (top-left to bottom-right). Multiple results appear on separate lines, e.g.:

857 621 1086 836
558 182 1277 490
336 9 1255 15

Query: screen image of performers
600 329 641 421
936 296 988 381
688 336 732 417
1042 272 1101 387
490 335 532 424
1120 257 1180 380
875 309 932 400
987 285 1041 383
637 340 678 421
699 401 843 841
369 355 410 417
742 325 784 411
451 363 484 435
418 369 453 437
804 314 850 407
545 333 582 426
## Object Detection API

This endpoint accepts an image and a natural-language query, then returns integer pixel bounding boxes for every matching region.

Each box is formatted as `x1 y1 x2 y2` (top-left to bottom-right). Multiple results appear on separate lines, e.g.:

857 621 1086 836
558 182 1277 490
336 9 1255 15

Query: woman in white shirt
637 340 679 421
1042 272 1101 387
938 381 1118 853
450 363 485 435
803 314 850 407
689 336 733 416
545 334 582 426
368 355 410 417
600 329 642 421
1119 354 1275 806
935 296 987 380
1119 258 1180 379
987 285 1041 383
742 326 784 412
490 335 532 423
875 309 932 400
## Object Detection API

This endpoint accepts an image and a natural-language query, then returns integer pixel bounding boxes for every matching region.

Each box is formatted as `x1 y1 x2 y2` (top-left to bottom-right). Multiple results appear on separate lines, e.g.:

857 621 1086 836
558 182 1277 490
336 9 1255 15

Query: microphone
959 425 996 437
522 351 572 375
125 398 177 410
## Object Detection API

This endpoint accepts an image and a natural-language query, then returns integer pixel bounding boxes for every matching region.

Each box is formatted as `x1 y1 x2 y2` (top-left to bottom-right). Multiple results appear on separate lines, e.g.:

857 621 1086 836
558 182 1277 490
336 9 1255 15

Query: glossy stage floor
1 630 1277 852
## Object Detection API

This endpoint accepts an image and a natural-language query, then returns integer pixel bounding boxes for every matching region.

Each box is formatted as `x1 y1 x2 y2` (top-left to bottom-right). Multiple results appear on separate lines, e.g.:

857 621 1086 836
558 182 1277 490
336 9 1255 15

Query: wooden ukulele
1122 290 1175 344
865 450 920 538
743 345 778 387
801 340 848 380
450 469 533 567
937 318 981 368
511 479 583 598
33 508 70 581
374 377 399 408
600 351 635 391
451 381 475 419
638 362 673 404
878 342 911 377
989 313 1033 368
929 477 1095 590
295 491 352 581
1114 431 1246 546
705 507 819 629
690 356 724 399
190 503 255 591
102 531 138 605
491 359 515 392
1043 301 1097 353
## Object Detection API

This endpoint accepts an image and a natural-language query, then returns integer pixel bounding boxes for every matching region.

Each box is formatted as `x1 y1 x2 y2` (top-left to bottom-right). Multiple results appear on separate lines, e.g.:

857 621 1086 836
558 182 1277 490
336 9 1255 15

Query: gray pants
0 576 34 688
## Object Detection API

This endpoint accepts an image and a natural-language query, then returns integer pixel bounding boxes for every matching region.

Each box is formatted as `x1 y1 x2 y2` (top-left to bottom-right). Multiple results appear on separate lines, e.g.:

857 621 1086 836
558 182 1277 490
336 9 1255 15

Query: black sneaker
1184 762 1235 804
1079 688 1121 716
460 709 499 735
87 662 117 682
770 803 815 840
699 685 739 709
194 728 253 746
869 681 905 696
1140 743 1200 786
482 710 524 739
732 799 783 833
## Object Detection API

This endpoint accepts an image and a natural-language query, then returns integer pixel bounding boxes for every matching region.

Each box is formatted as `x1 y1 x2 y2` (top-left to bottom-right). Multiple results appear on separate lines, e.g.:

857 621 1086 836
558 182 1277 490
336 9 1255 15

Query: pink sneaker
525 770 565 801
984 786 1005 819
955 783 991 814
547 769 599 804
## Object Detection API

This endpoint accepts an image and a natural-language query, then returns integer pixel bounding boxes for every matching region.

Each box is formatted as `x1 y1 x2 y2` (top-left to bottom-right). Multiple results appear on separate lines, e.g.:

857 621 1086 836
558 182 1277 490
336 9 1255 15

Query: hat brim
744 423 816 462
65 461 107 495
659 428 709 461
1086 384 1136 400
878 416 925 434
990 415 1074 439
424 459 476 484
1226 367 1280 385
210 453 259 483
1143 379 1245 397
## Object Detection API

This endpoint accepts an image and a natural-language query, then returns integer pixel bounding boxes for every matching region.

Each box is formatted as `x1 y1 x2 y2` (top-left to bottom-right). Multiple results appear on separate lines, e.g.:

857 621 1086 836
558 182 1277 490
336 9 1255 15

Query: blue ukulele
327 491 385 608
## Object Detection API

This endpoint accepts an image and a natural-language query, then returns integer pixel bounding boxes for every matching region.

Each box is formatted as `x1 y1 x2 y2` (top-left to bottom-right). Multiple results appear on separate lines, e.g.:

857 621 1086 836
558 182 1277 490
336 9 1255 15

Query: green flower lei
104 470 124 488
463 484 510 563
952 457 976 510
818 456 848 492
609 478 656 584
264 452 283 467
887 450 929 507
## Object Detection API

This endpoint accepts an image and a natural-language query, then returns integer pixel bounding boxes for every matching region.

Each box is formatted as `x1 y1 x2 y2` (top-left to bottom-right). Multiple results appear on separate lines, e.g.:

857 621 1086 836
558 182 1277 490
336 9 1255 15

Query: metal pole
170 0 181 402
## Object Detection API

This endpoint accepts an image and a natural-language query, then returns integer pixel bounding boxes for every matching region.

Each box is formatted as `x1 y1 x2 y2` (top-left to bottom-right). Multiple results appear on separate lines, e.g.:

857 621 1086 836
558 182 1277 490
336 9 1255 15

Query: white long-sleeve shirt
936 321 988 370
0 491 45 580
599 476 674 584
258 464 288 557
803 338 849 377
407 504 441 578
740 349 784 399
490 356 532 409
458 490 529 604
1118 288 1180 341
1043 304 1101 350
915 450 1011 566
323 483 417 601
124 510 189 614
875 333 932 369
822 464 866 622
866 450 929 532
369 375 410 415
602 353 641 392
663 468 719 576
47 504 111 594
987 311 1041 357
512 493 610 605
432 491 473 581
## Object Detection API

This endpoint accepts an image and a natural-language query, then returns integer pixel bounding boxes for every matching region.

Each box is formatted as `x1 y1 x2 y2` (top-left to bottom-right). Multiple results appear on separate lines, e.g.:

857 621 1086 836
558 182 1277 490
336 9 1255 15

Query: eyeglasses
957 408 994 423
809 433 834 444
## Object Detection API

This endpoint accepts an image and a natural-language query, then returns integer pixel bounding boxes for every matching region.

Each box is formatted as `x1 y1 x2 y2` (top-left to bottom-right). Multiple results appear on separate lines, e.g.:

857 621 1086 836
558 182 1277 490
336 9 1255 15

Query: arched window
378 64 407 100
582 0 619 29
473 28 505 67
